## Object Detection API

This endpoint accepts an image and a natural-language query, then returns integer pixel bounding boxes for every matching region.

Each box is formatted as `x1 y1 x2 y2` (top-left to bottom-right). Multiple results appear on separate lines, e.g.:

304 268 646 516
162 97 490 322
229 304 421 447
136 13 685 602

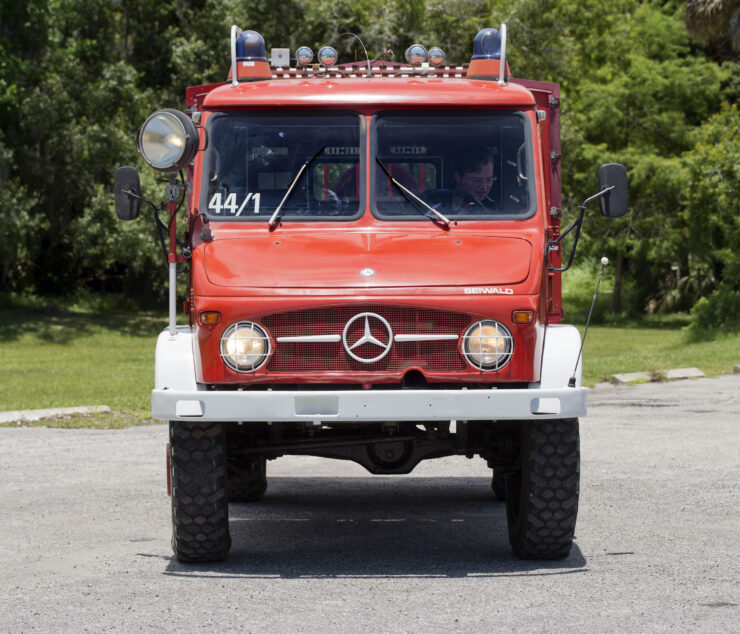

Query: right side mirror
114 166 142 221
598 163 628 218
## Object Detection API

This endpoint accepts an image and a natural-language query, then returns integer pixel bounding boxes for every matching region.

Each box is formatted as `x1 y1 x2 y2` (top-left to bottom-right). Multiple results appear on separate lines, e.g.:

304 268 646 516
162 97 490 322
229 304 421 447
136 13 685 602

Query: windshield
203 112 363 220
372 111 535 220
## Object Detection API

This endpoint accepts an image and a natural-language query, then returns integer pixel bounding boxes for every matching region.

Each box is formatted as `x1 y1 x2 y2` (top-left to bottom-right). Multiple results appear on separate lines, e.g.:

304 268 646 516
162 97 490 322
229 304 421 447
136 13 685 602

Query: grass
0 301 738 428
0 307 166 426
561 262 740 384
0 410 154 429
577 319 740 386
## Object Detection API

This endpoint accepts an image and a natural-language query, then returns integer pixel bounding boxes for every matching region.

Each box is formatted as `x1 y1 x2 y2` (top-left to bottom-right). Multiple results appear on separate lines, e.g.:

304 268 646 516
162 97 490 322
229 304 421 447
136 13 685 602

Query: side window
498 124 529 213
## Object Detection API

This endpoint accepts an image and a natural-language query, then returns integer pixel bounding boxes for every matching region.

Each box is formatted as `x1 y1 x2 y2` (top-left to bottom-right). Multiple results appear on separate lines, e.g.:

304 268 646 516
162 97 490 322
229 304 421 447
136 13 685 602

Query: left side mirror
598 163 628 218
114 166 142 221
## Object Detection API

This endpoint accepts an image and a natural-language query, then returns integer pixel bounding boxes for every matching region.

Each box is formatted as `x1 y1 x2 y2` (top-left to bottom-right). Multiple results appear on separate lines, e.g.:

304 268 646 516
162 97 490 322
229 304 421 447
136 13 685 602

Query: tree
686 0 740 59
557 1 727 312
684 104 740 333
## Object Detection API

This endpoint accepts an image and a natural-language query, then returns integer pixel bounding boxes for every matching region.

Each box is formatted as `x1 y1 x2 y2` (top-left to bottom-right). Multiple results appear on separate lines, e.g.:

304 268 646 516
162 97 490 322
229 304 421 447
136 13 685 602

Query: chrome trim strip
394 334 459 342
275 335 341 343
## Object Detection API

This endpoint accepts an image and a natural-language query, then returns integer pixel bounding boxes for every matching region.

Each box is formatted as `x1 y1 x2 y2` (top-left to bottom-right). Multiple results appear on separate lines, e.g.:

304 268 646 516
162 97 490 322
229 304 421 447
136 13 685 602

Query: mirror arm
122 189 158 214
547 206 585 273
582 185 614 207
124 190 171 266
546 185 616 273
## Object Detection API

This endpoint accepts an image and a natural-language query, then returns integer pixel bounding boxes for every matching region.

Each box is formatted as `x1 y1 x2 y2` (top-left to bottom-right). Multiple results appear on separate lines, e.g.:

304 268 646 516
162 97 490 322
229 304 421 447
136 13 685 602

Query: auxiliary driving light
317 46 338 67
295 46 314 66
220 322 271 373
137 109 198 172
405 44 427 64
428 47 446 66
462 320 513 371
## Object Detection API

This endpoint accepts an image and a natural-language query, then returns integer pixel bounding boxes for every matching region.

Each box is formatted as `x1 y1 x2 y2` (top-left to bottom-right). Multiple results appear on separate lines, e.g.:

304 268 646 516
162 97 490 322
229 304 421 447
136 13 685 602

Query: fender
154 327 198 392
537 324 582 389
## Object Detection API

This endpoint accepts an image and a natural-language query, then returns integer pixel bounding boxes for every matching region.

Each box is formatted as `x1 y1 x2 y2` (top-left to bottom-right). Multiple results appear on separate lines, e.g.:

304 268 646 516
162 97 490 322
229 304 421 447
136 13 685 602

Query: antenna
336 32 372 77
568 257 608 388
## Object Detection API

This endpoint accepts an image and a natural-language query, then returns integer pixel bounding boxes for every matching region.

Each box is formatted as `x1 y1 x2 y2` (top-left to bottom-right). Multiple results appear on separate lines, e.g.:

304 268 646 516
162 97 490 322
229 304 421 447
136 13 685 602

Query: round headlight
220 322 271 373
463 320 513 371
137 109 198 172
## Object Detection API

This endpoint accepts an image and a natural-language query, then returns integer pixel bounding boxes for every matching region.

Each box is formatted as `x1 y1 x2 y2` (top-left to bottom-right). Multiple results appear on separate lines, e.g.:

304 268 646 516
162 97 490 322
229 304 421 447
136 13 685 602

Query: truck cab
115 26 627 563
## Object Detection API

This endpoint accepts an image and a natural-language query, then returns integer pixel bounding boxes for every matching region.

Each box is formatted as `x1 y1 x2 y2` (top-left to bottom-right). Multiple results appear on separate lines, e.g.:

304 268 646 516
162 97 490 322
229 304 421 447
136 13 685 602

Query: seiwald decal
463 287 514 295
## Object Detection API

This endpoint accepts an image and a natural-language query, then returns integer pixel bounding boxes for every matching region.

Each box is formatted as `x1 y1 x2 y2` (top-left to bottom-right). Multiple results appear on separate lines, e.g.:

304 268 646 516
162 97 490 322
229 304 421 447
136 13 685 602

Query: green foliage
684 103 740 333
561 260 642 323
558 1 730 313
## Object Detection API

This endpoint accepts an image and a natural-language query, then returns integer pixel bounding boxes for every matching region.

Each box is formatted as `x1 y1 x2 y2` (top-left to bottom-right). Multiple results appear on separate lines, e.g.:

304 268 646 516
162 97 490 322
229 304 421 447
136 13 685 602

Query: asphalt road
1 376 738 632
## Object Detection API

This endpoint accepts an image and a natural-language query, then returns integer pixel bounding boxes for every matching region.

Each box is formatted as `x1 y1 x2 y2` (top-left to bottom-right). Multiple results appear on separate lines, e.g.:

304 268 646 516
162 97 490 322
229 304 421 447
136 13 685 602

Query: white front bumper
152 386 587 422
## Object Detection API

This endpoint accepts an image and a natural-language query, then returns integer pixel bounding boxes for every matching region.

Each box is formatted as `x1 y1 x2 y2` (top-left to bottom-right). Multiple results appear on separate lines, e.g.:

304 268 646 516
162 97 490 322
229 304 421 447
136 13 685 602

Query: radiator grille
262 306 471 373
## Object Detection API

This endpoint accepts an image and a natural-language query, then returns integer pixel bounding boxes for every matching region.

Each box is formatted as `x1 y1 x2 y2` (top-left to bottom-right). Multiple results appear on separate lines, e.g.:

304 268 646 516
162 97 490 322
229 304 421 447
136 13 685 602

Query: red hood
204 232 532 289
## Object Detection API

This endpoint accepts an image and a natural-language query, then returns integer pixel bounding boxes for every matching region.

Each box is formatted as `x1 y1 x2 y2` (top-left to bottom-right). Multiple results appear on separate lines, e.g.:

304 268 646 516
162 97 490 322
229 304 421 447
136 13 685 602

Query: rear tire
506 419 579 560
170 422 231 563
491 471 507 501
228 455 267 502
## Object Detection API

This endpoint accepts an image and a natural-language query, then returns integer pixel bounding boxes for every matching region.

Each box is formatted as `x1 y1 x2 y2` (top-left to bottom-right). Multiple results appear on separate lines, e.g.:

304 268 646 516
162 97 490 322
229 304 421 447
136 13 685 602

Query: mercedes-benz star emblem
342 312 393 363
360 268 375 278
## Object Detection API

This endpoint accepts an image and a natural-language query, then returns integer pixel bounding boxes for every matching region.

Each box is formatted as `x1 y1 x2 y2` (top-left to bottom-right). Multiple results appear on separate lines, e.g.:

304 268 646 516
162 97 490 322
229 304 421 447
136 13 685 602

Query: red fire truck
114 25 628 563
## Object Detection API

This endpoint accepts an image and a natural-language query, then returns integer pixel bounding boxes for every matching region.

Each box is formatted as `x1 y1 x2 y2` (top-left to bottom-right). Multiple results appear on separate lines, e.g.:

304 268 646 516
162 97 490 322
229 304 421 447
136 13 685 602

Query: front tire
506 419 580 560
170 422 231 563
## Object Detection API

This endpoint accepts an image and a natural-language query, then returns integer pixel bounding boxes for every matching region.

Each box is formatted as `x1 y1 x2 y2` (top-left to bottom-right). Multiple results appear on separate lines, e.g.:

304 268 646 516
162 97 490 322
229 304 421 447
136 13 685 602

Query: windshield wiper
375 158 450 227
268 145 326 228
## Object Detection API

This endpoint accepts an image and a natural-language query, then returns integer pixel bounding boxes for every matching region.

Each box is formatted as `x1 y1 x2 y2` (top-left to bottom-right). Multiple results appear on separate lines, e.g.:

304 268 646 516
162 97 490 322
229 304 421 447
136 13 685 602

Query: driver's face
455 161 494 202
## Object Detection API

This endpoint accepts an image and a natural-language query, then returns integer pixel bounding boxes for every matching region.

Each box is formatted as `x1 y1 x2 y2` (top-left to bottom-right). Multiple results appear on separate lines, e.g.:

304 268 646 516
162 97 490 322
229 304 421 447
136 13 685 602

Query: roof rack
267 62 470 80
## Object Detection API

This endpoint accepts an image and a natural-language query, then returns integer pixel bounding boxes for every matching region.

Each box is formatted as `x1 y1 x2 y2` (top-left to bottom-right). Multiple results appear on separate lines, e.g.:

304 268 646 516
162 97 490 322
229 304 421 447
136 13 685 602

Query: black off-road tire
491 471 507 501
170 422 231 563
506 419 579 560
228 456 267 502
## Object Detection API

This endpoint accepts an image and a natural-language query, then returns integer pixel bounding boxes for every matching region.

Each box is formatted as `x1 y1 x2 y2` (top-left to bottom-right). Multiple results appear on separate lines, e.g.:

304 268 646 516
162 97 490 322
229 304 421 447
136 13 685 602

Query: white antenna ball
601 257 609 266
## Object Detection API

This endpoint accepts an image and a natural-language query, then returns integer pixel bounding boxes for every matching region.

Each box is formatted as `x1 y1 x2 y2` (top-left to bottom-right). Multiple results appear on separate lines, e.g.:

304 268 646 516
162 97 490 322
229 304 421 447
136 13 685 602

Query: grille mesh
262 306 471 373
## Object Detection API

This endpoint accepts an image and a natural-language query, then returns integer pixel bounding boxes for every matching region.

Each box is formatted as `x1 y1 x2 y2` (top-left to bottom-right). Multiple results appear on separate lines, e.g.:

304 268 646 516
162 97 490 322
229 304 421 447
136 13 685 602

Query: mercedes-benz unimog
114 25 628 562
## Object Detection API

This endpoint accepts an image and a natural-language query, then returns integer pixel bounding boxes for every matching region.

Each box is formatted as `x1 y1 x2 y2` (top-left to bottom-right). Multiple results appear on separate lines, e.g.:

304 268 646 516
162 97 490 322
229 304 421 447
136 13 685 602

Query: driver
452 148 499 212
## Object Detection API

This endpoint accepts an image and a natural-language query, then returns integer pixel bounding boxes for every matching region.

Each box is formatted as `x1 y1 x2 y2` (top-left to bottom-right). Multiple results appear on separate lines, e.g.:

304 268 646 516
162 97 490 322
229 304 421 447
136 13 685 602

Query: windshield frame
199 110 366 223
370 109 537 222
